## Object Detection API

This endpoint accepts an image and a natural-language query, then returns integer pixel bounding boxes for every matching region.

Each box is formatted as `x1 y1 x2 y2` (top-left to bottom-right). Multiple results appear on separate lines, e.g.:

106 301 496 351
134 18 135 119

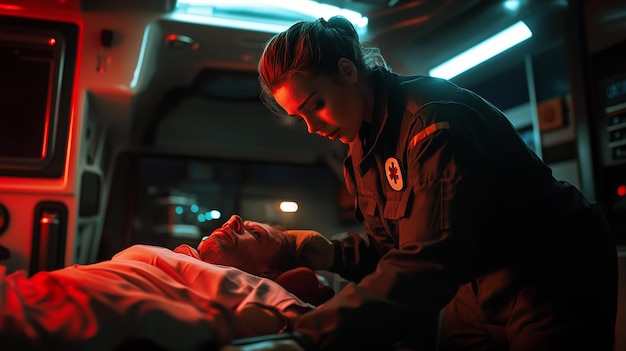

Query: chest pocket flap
383 185 413 220
357 194 378 217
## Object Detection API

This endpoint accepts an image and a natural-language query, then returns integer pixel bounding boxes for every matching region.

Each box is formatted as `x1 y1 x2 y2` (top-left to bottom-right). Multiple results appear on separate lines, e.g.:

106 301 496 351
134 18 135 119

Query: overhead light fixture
279 201 299 213
174 0 368 35
429 20 532 80
503 0 522 12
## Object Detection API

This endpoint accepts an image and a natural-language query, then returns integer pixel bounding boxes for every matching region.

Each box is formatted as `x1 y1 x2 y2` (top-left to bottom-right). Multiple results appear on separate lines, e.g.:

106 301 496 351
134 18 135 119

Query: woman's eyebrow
297 91 317 111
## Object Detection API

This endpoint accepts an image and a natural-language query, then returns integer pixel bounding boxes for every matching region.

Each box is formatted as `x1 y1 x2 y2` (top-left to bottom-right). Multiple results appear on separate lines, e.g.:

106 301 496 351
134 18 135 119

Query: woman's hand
283 230 334 271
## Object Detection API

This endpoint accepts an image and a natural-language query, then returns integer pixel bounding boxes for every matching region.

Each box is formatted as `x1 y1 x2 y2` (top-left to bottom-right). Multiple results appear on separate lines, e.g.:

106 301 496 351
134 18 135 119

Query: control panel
600 74 626 166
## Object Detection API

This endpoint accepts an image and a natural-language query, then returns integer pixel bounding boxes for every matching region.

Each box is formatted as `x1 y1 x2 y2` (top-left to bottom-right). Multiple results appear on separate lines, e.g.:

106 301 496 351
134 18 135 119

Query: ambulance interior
0 0 625 349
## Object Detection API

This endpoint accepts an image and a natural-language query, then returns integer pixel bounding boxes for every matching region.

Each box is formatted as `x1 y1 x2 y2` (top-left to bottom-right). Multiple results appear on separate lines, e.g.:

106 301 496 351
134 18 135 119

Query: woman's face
273 59 369 144
197 215 286 277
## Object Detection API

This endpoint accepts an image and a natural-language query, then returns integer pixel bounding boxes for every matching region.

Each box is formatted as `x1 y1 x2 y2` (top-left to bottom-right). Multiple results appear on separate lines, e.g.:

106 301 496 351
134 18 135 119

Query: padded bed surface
0 245 312 351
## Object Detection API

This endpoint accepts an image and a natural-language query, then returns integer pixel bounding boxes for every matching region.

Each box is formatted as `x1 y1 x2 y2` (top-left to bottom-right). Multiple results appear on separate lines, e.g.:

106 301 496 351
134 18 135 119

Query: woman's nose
303 116 320 135
304 120 315 134
223 215 243 233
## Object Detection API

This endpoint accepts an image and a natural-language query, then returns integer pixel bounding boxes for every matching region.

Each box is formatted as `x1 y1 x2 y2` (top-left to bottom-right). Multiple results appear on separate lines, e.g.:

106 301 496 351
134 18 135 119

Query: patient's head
197 215 296 279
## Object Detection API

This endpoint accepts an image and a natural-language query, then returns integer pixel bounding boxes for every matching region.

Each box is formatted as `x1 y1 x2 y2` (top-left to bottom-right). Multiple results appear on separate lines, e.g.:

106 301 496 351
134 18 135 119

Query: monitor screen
0 17 78 177
0 34 56 160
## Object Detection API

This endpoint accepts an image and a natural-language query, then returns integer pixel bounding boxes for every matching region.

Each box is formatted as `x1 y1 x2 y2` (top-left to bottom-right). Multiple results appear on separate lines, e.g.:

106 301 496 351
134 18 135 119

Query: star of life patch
385 157 404 191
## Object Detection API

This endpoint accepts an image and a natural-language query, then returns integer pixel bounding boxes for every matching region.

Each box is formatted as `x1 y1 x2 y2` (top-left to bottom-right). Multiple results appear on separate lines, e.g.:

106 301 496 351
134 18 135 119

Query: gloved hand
283 230 334 271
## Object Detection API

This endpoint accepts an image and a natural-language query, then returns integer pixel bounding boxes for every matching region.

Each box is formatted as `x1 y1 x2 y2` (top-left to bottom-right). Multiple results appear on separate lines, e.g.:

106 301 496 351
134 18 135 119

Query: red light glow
48 38 57 46
617 185 626 197
0 5 23 11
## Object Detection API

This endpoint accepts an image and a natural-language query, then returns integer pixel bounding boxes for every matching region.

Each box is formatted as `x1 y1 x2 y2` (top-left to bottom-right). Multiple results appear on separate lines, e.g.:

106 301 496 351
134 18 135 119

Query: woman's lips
327 129 339 141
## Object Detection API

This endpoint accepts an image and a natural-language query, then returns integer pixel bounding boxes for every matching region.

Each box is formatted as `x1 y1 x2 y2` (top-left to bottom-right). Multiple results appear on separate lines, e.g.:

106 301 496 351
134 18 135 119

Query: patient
0 215 333 351
176 214 296 280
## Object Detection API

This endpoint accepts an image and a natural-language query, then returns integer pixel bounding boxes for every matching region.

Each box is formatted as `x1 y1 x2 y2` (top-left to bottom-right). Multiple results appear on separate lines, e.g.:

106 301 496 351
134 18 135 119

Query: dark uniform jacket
293 69 617 351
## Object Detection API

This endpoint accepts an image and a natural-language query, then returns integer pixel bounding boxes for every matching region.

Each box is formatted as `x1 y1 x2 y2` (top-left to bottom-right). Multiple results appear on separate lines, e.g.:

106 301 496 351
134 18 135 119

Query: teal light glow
175 206 184 215
429 21 532 80
174 0 367 34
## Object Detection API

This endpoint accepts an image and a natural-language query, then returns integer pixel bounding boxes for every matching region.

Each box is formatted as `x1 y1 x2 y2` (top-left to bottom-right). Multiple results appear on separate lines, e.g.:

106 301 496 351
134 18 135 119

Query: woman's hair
258 15 388 117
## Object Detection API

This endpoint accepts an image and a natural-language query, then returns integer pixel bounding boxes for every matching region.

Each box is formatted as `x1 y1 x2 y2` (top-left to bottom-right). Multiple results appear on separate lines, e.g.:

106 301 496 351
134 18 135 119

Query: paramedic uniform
293 69 618 351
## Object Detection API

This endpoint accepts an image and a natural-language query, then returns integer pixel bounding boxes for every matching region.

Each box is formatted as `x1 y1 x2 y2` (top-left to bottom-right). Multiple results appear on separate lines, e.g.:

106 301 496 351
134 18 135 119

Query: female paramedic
253 15 618 351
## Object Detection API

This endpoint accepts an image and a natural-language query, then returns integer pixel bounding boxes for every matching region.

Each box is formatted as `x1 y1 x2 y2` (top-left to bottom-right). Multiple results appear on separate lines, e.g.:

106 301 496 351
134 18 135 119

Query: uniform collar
350 69 405 176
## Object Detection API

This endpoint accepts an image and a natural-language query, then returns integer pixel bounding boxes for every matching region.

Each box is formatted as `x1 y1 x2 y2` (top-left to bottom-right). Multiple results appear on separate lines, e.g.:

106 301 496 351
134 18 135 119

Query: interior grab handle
30 201 67 276
37 210 60 272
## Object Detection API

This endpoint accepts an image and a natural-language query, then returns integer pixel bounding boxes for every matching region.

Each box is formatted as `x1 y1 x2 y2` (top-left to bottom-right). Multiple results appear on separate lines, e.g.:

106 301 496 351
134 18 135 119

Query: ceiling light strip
175 0 368 33
429 21 532 80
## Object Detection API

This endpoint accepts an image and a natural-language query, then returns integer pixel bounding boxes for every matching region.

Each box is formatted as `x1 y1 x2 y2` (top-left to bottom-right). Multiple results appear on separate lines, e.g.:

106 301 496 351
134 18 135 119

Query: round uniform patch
385 157 404 191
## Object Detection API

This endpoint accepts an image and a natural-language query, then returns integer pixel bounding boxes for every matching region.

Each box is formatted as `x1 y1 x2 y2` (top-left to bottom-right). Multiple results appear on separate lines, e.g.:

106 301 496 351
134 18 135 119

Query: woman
256 15 618 351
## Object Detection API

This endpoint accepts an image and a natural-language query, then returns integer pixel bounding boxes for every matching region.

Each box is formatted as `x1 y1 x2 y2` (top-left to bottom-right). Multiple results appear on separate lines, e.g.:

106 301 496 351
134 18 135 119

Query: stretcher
0 245 331 351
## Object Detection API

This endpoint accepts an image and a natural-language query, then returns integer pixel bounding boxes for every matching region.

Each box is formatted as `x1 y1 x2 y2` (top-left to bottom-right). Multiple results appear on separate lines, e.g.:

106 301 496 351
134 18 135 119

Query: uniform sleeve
294 102 490 350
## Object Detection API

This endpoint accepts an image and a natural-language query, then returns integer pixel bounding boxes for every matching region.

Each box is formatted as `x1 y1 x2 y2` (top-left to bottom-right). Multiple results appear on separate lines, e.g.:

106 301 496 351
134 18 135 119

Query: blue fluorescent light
175 0 368 34
170 13 293 34
429 21 532 80
503 0 521 12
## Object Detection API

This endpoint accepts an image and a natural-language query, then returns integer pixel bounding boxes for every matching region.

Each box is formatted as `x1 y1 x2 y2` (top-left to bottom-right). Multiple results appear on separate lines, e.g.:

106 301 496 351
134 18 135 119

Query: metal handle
37 210 60 272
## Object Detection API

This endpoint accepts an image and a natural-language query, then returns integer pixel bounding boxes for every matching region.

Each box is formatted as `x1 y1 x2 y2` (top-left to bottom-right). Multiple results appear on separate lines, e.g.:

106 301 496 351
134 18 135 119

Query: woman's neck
358 73 376 124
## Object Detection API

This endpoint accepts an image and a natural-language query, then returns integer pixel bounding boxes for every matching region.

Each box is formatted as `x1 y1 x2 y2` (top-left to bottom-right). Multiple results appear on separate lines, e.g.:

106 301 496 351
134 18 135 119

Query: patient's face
197 215 286 277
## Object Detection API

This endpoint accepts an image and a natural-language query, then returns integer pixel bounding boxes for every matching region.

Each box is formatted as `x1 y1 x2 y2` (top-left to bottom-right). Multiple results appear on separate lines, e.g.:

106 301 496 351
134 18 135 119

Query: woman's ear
337 58 357 84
